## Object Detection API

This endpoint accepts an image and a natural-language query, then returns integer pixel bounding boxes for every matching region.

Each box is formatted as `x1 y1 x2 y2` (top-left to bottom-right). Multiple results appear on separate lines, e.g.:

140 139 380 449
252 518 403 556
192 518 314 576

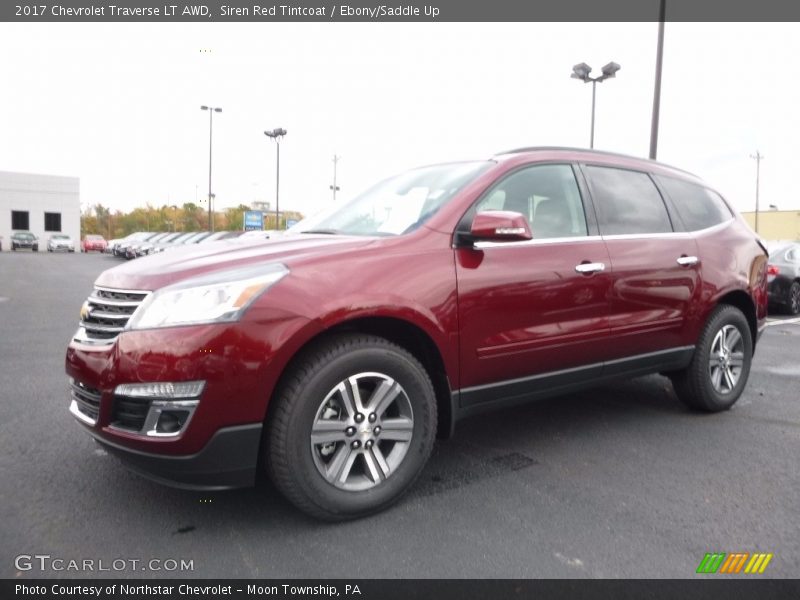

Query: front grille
73 286 150 345
70 379 102 423
111 395 150 432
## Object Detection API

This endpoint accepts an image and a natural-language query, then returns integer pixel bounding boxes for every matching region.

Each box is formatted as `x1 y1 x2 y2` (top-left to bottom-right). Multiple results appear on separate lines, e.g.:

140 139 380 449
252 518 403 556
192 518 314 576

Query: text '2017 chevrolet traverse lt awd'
66 148 768 520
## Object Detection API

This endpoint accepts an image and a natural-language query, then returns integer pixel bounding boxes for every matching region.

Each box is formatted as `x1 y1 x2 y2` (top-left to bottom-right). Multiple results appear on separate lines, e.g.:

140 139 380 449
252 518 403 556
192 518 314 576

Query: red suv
66 148 768 520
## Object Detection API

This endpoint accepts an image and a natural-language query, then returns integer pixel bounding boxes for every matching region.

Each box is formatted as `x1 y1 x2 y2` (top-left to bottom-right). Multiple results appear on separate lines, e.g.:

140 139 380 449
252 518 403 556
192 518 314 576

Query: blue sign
244 211 263 231
285 219 299 229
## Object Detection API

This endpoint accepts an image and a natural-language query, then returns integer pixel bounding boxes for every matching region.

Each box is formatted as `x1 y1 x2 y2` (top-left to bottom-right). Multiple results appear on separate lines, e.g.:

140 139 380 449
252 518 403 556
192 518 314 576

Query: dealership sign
244 211 263 231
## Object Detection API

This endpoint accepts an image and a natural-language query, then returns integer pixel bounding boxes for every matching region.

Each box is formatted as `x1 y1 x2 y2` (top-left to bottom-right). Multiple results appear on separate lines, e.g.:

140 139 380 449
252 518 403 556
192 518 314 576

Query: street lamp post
571 61 621 149
201 105 222 232
330 154 340 202
750 151 764 234
264 128 287 229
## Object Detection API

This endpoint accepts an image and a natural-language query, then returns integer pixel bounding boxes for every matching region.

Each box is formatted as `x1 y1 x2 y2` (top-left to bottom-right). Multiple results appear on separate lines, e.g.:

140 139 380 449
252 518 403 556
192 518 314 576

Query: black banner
4 579 800 600
4 0 800 22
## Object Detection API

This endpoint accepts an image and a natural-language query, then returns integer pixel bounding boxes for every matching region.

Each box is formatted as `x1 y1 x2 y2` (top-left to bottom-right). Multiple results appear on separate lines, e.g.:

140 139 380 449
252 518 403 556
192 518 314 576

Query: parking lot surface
1 252 798 578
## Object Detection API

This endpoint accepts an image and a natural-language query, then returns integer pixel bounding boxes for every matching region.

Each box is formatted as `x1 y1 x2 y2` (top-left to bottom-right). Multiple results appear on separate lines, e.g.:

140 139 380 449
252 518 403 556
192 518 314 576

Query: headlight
126 263 289 330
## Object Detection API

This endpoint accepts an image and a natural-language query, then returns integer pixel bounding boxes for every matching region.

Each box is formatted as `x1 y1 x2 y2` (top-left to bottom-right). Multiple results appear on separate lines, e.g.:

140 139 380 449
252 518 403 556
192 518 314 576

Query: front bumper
87 422 262 490
66 310 319 489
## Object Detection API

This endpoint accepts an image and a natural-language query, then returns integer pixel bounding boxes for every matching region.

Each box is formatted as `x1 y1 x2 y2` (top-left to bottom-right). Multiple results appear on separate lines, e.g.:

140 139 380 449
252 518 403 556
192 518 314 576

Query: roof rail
495 146 698 178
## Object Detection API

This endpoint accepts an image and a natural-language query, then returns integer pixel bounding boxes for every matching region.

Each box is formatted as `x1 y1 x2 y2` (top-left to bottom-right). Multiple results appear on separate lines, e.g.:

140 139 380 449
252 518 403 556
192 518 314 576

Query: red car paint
66 148 768 488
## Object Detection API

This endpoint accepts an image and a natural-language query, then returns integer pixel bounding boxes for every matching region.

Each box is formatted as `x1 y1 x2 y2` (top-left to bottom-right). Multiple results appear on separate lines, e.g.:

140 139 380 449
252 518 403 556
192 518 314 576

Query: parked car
767 242 800 315
66 147 768 520
82 235 107 253
116 232 157 258
47 234 75 252
11 231 38 251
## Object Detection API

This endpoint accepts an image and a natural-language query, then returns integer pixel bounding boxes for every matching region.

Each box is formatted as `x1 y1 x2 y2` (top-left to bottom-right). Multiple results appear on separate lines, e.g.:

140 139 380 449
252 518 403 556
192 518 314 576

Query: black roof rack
495 146 698 178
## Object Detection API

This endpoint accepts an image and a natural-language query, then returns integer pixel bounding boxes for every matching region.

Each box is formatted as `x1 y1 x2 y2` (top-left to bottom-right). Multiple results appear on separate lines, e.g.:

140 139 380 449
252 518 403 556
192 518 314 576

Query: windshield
291 161 491 236
53 234 69 239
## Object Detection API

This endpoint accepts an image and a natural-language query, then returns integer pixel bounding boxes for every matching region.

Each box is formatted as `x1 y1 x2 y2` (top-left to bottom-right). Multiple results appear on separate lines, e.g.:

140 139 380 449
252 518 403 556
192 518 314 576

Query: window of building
11 210 29 230
586 166 673 236
44 212 62 232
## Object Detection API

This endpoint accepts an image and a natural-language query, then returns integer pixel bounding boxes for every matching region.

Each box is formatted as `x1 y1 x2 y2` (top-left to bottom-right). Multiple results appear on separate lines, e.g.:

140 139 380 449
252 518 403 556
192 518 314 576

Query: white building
0 171 80 251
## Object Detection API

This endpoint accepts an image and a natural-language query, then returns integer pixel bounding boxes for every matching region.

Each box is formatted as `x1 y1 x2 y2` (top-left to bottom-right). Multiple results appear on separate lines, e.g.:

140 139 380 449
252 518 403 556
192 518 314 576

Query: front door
455 163 612 408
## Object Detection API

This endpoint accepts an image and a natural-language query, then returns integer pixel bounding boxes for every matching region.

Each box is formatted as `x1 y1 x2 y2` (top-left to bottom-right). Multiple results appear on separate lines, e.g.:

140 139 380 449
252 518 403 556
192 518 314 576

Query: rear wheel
670 305 752 412
266 334 437 520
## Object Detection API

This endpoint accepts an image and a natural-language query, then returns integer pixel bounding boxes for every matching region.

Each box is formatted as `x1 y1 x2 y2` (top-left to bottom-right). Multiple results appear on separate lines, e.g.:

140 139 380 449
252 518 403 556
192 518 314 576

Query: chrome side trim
602 231 692 241
474 235 603 249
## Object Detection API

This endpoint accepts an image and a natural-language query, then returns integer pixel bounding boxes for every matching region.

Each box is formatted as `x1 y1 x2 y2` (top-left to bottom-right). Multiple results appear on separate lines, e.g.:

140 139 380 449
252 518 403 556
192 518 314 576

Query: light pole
750 151 764 234
571 61 621 149
201 105 222 232
650 0 666 159
264 128 287 229
330 154 341 202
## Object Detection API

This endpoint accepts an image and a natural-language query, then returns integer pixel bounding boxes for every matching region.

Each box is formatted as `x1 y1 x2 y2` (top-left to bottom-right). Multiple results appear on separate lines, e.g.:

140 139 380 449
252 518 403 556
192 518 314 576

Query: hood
95 234 376 291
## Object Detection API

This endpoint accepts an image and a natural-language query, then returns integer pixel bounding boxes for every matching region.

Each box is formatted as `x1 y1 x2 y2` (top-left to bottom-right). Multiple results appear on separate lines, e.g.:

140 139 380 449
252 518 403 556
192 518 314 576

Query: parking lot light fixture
571 61 621 149
264 128 287 229
201 105 223 232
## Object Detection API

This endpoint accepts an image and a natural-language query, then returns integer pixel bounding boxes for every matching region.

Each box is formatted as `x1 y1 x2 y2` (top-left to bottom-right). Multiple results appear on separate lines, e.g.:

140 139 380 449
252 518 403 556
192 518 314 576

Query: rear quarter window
657 175 733 231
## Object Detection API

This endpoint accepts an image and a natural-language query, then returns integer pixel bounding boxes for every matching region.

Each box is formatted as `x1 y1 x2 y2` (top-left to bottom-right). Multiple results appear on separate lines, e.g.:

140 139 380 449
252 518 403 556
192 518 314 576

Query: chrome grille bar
73 285 150 345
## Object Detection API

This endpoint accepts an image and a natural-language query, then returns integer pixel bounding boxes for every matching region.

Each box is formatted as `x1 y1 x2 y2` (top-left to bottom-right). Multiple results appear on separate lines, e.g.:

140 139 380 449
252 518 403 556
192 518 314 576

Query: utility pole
750 151 764 234
330 154 341 202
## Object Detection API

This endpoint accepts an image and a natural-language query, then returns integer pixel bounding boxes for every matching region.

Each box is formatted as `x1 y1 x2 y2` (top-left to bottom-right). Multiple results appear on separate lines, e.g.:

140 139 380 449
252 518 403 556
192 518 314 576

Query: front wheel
670 305 753 412
266 334 437 520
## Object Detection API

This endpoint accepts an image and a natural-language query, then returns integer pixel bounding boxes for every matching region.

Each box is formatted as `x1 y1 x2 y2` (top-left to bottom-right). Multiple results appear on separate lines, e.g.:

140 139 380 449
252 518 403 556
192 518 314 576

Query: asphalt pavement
1 251 798 579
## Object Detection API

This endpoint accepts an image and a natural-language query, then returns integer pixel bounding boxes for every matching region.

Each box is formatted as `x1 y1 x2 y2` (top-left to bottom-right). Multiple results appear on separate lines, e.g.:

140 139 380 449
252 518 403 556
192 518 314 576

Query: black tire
670 305 752 412
266 333 437 520
787 281 800 316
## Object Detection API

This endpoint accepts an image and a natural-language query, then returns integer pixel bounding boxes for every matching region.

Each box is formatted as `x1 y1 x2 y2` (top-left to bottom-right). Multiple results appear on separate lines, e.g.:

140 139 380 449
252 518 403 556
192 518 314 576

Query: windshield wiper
300 229 341 235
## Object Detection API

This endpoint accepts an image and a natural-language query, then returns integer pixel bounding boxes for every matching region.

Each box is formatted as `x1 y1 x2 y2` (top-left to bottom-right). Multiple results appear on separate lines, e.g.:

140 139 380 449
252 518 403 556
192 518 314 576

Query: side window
586 166 673 235
658 176 733 231
474 164 588 238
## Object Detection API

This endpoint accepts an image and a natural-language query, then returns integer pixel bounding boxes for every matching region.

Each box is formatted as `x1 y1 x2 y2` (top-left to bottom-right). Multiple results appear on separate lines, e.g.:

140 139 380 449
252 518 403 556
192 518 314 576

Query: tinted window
657 176 732 231
586 166 672 235
475 164 588 238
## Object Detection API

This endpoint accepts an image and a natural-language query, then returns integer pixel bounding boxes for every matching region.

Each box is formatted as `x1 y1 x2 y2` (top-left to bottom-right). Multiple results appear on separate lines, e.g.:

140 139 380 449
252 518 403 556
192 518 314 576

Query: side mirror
469 211 532 242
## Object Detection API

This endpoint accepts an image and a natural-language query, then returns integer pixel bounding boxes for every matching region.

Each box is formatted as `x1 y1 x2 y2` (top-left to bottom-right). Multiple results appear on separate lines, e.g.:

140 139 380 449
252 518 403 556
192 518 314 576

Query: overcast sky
1 22 797 218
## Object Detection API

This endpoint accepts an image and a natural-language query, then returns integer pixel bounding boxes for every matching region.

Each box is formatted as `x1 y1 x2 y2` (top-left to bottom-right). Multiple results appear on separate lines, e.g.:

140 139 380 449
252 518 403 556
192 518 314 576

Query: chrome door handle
677 256 699 266
575 262 606 274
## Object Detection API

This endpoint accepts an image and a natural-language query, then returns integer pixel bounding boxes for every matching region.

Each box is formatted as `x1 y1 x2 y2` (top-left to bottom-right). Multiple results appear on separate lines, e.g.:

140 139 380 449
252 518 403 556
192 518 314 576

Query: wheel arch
716 289 758 350
265 315 456 440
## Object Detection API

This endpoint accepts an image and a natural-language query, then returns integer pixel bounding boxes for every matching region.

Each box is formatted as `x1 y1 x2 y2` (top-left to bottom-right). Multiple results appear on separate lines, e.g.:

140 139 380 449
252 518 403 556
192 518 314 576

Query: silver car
47 234 75 253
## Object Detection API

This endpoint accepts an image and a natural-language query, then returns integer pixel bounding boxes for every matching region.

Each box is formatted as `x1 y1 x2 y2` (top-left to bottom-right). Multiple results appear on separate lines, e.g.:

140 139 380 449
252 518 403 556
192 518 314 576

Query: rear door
455 163 612 407
581 165 701 367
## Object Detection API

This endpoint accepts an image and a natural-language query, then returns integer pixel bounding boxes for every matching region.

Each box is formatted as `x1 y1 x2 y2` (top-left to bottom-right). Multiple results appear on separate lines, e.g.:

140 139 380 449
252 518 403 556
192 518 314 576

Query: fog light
156 410 191 434
112 381 204 438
